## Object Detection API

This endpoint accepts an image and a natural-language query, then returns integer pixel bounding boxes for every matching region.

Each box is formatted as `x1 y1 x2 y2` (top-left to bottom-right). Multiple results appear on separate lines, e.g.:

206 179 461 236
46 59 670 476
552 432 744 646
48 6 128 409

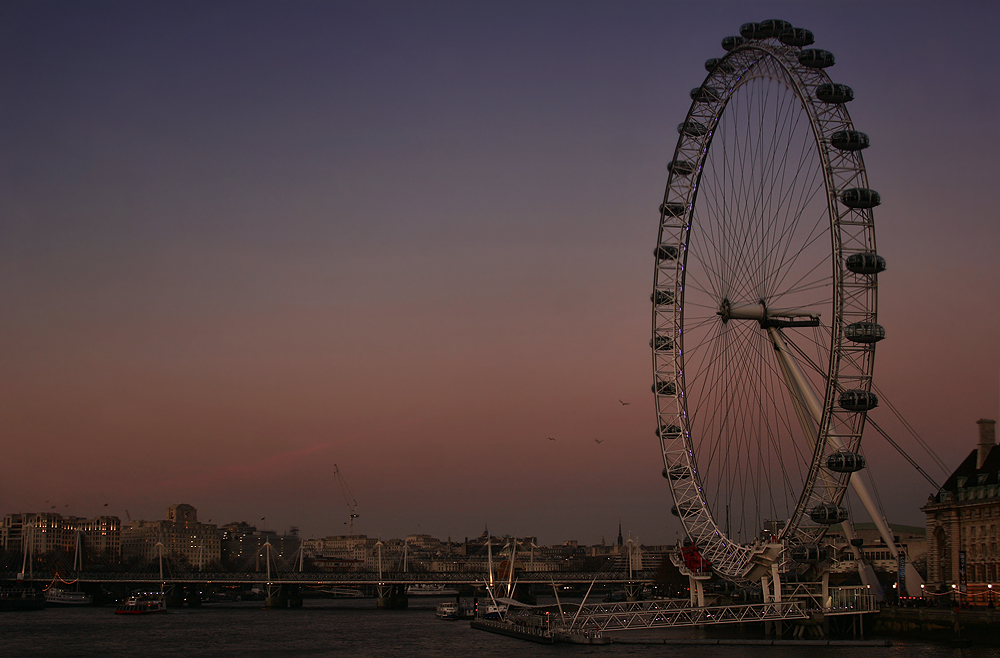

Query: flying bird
618 399 630 406
595 439 603 444
547 437 556 441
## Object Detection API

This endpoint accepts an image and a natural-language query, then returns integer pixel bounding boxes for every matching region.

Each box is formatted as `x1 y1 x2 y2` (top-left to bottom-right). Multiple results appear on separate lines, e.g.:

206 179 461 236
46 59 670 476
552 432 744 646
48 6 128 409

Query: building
825 522 927 575
1 512 121 564
220 522 301 570
121 504 220 570
922 419 999 605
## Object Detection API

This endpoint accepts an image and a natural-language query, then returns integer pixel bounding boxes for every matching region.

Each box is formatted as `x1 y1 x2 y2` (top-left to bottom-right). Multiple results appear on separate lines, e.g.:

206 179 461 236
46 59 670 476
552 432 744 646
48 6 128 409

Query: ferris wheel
652 20 887 581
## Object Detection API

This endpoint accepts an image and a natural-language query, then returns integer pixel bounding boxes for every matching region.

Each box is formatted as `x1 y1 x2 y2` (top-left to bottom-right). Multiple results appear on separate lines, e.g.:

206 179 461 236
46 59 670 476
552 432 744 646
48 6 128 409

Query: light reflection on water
2 598 999 658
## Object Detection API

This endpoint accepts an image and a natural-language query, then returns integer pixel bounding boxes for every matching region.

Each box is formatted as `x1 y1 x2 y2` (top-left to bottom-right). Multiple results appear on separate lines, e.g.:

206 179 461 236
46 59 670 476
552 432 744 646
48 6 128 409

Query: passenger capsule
650 335 675 351
657 424 682 439
799 49 835 68
740 22 764 39
678 120 709 136
663 465 691 481
779 27 815 47
826 451 867 473
651 290 675 305
671 503 699 518
840 187 881 209
844 322 885 343
758 19 792 38
690 86 722 103
839 389 878 412
808 503 849 525
668 159 696 176
653 381 677 396
655 244 679 260
816 83 854 103
790 544 827 563
850 537 865 548
660 202 686 217
831 130 870 151
845 252 887 274
722 35 745 51
704 57 735 73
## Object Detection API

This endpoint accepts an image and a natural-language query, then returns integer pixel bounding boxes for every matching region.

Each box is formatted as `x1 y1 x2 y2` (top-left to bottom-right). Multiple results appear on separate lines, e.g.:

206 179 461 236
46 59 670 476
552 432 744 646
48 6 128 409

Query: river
3 597 998 657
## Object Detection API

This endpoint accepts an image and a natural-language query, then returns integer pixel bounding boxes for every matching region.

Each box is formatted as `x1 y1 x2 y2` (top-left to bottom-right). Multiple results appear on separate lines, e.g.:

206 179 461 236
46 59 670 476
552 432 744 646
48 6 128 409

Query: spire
617 520 623 547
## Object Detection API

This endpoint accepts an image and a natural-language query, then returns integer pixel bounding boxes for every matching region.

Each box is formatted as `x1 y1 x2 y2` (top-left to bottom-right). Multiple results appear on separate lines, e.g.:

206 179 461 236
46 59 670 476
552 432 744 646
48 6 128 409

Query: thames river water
3 598 999 658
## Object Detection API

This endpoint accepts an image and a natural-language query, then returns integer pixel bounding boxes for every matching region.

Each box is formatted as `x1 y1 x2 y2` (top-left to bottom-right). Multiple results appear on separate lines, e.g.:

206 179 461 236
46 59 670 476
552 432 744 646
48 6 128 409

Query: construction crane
333 464 359 535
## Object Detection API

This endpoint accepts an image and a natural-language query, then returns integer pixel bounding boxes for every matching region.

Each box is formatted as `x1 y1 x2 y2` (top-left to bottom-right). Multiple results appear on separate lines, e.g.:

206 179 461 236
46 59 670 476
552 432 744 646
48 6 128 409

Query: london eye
652 19 885 581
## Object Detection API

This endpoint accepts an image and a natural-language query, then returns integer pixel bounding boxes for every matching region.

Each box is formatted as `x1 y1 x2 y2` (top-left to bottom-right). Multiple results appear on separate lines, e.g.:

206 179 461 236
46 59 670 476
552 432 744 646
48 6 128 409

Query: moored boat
116 594 167 615
435 601 461 620
406 584 459 596
44 587 93 606
0 587 45 612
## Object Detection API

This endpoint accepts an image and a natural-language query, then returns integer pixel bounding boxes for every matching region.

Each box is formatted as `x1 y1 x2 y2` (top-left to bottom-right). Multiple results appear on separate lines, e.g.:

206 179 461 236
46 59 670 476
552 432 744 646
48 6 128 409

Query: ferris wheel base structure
651 19 924 601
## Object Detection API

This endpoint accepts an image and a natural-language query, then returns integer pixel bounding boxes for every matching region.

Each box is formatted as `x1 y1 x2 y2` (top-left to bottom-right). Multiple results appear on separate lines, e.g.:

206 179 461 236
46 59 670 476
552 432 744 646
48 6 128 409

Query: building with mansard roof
922 419 1000 605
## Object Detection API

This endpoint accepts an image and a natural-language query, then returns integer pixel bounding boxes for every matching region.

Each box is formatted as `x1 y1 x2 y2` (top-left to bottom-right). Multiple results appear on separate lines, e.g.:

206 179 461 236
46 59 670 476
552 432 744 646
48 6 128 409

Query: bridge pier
184 585 201 607
625 581 643 602
376 584 408 609
265 582 287 608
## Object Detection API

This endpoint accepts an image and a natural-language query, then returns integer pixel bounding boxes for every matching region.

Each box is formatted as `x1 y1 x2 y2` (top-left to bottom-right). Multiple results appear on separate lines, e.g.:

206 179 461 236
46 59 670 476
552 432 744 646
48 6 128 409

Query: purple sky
2 1 998 545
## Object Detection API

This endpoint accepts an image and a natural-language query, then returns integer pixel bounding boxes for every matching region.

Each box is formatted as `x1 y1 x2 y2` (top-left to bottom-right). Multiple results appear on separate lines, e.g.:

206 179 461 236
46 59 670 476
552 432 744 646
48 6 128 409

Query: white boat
435 601 461 620
406 584 459 596
115 594 167 615
44 588 92 606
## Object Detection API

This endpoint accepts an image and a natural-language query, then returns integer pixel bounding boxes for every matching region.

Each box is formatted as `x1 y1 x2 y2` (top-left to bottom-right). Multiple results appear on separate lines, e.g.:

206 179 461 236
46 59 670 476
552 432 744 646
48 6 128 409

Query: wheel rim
653 30 880 581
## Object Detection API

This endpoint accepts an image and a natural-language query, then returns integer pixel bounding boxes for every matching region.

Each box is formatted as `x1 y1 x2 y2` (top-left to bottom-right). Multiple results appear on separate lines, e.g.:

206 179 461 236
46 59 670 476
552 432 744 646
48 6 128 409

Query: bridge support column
286 584 302 608
265 582 287 608
687 574 705 607
184 585 201 608
625 581 643 602
376 584 408 609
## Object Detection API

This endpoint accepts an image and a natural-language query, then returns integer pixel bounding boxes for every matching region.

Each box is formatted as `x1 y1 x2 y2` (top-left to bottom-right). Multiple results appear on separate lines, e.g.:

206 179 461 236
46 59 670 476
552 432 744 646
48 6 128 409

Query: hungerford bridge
3 540 878 635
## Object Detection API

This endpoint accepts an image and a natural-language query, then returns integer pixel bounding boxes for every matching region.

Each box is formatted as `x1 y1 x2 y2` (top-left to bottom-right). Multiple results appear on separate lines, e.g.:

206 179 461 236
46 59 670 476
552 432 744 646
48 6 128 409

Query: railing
0 569 658 586
569 600 810 631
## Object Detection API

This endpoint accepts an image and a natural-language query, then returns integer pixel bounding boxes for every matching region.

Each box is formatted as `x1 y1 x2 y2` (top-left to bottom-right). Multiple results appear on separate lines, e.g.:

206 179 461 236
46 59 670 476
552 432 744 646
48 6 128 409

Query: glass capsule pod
808 503 849 525
668 159 696 176
655 244 679 260
816 83 853 103
779 27 815 47
657 424 682 439
651 289 675 305
690 86 722 103
650 335 675 351
678 120 709 136
846 252 887 274
839 389 879 412
840 187 881 208
722 35 745 51
704 57 735 73
671 503 699 518
662 465 691 481
798 49 835 68
831 130 870 151
659 202 686 217
758 19 793 38
826 451 867 473
740 22 764 39
790 544 827 563
844 322 885 343
850 537 865 548
653 381 677 396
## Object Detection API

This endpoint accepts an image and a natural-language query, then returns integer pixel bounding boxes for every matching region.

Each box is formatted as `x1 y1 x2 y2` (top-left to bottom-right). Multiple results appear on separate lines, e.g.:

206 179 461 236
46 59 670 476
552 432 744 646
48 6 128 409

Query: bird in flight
595 439 603 444
618 399 630 406
547 437 556 441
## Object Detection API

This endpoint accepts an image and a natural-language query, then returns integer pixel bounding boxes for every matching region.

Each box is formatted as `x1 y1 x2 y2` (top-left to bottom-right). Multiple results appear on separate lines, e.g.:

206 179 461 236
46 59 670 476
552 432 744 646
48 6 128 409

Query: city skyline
3 2 999 545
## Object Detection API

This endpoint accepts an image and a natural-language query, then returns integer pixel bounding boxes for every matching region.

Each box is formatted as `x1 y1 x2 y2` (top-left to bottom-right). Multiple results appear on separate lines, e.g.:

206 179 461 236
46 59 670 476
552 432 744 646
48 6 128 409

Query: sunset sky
2 1 998 546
